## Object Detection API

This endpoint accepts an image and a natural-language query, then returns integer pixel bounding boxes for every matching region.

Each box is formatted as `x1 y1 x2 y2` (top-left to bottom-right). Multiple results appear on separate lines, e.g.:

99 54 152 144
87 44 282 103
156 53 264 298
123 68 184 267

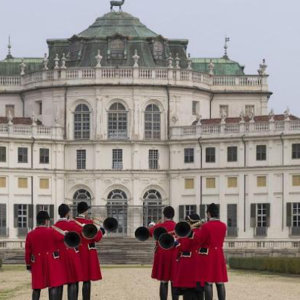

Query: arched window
74 104 90 140
107 189 128 234
72 189 92 216
143 189 163 226
145 104 161 140
108 103 128 139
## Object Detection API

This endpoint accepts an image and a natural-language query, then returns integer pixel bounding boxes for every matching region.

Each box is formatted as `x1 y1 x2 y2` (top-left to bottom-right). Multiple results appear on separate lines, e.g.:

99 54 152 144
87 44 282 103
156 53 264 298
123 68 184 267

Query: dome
77 11 158 39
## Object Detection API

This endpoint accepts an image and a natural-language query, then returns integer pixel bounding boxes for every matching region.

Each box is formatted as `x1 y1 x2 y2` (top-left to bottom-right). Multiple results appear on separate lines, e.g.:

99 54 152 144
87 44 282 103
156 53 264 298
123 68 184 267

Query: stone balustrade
170 119 300 139
0 124 64 140
0 66 268 92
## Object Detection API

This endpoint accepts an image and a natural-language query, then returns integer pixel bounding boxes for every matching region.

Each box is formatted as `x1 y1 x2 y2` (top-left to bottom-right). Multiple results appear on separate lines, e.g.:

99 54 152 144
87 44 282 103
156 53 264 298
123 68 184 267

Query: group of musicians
25 201 227 300
149 203 228 300
25 202 103 300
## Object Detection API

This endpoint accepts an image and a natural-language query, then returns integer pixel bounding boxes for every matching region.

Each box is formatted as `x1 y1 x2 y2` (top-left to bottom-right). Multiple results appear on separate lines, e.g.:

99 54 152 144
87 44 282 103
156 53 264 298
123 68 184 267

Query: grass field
0 265 300 299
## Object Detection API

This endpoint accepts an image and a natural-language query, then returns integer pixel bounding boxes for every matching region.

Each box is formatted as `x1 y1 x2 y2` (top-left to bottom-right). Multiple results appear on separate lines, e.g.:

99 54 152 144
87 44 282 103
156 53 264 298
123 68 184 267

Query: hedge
0 258 2 270
229 257 300 275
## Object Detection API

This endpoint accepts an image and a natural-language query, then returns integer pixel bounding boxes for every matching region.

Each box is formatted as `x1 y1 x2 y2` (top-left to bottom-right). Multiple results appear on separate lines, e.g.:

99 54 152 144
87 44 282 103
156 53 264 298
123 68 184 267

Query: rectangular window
292 144 300 159
17 204 27 228
0 177 6 188
184 148 194 164
206 177 216 189
0 204 6 230
112 149 123 170
5 105 15 118
256 145 267 161
292 203 300 227
18 178 28 189
257 204 267 227
185 205 197 217
18 147 28 163
206 147 216 163
149 150 159 170
227 146 238 162
40 178 49 189
245 105 255 116
37 101 42 115
257 176 267 187
192 101 200 115
292 175 300 186
228 177 238 188
76 150 86 170
0 147 6 162
40 148 49 164
220 105 229 117
185 179 194 189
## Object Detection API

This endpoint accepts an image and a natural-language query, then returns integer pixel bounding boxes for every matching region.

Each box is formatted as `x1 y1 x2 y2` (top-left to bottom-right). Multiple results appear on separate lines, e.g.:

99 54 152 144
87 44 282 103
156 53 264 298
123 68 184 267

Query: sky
0 0 299 116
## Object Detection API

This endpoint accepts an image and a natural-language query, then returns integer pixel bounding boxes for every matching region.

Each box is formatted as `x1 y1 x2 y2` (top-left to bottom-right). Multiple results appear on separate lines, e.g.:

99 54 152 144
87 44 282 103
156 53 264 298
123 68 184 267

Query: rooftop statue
110 0 125 11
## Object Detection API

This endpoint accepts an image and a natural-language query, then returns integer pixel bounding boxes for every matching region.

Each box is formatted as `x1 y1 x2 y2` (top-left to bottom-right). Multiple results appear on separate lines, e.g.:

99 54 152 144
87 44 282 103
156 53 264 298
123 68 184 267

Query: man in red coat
149 206 178 300
54 204 83 300
25 211 67 300
75 201 103 300
173 214 204 300
194 203 228 300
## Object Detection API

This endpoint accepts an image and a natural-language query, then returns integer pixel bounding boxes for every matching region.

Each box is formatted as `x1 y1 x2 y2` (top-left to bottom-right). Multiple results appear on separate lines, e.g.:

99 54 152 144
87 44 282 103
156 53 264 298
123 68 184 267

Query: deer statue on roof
110 0 125 11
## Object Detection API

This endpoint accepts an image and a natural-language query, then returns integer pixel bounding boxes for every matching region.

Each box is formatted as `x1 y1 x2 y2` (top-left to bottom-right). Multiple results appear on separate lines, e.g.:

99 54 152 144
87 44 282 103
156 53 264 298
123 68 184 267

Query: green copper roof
191 58 245 76
77 11 158 39
0 57 43 76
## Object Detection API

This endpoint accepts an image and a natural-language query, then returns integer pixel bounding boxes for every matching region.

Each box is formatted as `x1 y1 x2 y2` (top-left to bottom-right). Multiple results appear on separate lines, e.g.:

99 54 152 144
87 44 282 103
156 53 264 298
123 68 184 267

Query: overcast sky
0 0 299 116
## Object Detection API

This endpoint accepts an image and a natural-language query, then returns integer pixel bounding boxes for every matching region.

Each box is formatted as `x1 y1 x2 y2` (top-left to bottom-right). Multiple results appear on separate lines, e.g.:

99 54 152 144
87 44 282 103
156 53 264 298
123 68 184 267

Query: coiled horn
64 231 81 248
103 217 118 232
135 226 150 241
158 233 175 250
175 221 192 238
153 227 167 241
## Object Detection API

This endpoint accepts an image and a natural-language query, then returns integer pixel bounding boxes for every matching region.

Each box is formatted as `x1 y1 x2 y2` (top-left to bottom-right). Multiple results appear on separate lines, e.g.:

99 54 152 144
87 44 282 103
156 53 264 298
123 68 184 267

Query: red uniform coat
54 219 84 284
194 220 228 283
172 229 199 288
149 220 177 281
25 226 67 290
75 217 103 282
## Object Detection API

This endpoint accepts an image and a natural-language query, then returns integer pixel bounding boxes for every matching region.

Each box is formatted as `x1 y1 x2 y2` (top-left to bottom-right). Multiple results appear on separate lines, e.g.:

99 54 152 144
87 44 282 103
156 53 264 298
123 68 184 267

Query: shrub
0 258 2 270
229 257 300 275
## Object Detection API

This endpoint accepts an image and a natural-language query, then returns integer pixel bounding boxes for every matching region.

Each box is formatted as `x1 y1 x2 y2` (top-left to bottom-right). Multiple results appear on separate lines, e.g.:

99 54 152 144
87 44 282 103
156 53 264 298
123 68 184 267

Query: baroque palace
0 6 300 243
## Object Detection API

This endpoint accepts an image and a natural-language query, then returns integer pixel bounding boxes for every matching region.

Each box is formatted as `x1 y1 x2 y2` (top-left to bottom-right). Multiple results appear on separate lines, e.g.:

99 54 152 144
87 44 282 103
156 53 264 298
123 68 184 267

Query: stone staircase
0 238 155 265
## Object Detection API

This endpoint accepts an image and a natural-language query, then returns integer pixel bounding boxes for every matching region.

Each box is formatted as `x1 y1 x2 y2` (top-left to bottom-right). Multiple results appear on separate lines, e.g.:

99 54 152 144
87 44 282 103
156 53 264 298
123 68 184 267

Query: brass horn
52 226 81 248
73 219 98 240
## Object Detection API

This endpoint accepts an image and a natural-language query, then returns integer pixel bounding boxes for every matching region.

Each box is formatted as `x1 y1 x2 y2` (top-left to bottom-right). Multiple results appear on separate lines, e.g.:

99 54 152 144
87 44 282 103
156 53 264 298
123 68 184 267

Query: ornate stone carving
20 58 26 76
61 53 67 69
168 55 173 69
175 53 181 69
54 54 60 70
110 0 125 11
132 49 140 68
284 107 290 120
43 53 49 70
258 59 267 75
209 59 215 76
187 53 192 70
95 50 103 68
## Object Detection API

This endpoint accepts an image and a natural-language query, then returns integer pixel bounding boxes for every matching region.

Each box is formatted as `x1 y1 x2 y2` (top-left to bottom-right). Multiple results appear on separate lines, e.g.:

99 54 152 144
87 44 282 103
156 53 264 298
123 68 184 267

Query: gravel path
0 266 300 299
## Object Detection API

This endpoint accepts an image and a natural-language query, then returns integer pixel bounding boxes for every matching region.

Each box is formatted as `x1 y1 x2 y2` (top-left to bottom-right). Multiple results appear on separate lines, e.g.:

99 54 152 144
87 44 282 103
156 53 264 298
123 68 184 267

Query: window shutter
266 203 271 227
0 204 6 227
179 206 184 221
227 204 237 227
250 204 256 227
200 204 206 219
14 204 18 228
191 205 197 215
286 203 292 227
36 205 41 215
28 204 34 229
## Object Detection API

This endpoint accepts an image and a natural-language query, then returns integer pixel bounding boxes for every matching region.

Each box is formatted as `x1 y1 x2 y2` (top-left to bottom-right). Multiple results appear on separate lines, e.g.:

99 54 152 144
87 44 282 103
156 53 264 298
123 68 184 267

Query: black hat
37 211 50 225
163 206 175 219
77 201 90 214
186 213 200 224
58 204 70 218
207 203 219 218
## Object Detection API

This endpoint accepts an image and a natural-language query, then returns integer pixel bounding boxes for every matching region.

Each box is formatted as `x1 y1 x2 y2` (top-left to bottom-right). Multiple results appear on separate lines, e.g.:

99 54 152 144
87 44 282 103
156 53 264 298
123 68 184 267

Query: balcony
227 227 238 237
0 66 268 93
255 227 268 237
170 118 300 140
0 123 64 140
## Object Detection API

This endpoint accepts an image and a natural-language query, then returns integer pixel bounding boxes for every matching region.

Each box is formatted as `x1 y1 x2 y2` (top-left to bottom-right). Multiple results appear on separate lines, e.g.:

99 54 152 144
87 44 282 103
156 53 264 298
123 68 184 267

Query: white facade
0 11 300 241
